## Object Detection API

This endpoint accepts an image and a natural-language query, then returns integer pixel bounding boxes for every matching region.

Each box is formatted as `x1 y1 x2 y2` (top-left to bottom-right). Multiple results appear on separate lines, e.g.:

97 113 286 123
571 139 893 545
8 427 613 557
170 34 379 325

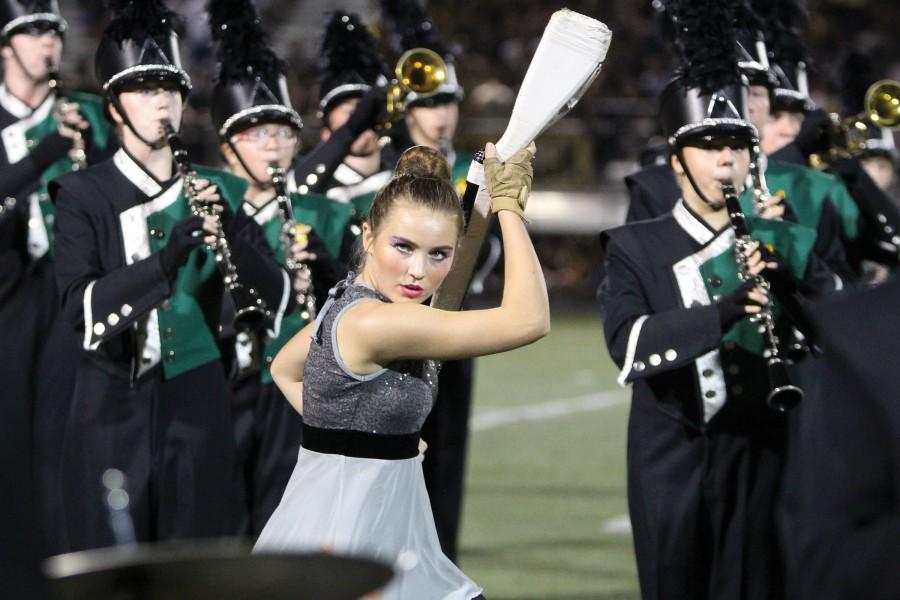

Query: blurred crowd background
53 0 900 303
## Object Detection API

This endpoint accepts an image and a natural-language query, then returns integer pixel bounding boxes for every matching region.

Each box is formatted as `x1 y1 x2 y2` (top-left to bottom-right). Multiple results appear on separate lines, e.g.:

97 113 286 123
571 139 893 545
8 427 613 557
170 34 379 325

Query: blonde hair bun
394 145 452 182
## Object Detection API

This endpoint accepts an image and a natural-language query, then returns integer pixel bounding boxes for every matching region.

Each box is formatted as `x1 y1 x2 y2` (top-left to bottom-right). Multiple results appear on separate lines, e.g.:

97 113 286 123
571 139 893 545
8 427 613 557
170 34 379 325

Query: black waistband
301 424 420 460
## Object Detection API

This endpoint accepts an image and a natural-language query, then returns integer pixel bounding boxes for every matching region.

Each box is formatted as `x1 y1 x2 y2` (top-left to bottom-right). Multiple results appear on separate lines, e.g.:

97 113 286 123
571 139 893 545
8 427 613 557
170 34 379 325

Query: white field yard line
470 389 629 432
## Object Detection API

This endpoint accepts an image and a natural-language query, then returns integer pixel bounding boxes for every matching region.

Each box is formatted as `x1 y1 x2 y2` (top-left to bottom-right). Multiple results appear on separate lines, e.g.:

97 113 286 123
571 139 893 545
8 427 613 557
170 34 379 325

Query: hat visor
222 106 303 139
106 65 192 96
673 120 756 146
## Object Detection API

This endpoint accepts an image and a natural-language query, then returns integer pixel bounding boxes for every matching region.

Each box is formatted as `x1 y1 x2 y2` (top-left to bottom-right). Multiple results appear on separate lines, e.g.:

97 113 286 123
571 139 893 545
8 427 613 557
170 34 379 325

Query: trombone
381 47 448 131
810 79 900 169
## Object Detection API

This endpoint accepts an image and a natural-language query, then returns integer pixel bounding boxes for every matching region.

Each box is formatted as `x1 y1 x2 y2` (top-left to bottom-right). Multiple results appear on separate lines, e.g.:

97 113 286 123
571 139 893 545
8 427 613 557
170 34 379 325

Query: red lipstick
399 284 423 299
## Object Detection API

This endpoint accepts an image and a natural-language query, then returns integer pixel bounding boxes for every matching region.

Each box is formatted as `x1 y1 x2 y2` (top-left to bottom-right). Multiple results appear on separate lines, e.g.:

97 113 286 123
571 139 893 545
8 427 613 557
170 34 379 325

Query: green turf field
458 313 639 599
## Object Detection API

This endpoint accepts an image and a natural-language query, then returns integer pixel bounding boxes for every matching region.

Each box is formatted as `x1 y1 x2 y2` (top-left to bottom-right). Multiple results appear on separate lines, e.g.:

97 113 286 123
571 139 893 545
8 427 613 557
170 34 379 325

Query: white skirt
254 447 483 600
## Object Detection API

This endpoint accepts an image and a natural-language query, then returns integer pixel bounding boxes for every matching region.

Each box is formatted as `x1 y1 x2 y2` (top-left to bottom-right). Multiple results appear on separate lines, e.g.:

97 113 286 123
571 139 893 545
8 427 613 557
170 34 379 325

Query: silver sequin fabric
302 281 439 435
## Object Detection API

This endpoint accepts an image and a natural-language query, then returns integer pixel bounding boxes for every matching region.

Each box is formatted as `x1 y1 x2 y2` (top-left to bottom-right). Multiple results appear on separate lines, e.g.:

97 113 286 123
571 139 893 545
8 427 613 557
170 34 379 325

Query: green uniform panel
698 217 817 355
350 190 377 221
145 166 249 379
27 92 112 255
256 192 354 383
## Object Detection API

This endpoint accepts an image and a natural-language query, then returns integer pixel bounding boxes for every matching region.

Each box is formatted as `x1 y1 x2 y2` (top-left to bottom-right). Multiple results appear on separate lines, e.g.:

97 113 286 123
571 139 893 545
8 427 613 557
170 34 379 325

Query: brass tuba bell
383 48 448 130
864 79 900 129
811 79 900 168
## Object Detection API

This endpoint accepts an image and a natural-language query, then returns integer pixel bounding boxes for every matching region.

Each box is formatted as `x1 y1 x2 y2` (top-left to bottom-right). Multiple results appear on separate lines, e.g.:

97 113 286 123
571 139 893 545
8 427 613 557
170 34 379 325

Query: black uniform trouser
231 375 303 536
627 396 787 600
0 255 52 597
421 358 474 563
60 358 244 551
32 318 80 555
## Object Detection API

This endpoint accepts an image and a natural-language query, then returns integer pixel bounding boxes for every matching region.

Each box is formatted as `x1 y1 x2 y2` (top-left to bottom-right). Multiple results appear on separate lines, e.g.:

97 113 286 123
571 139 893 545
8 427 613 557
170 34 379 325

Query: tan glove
484 142 536 221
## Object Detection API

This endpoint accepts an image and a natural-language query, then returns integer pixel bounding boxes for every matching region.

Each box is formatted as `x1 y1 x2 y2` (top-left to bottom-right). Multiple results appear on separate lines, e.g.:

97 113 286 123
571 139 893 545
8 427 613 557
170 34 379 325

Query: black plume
665 0 742 94
840 51 880 116
29 1 57 12
752 0 808 65
103 0 182 43
319 12 386 86
208 0 285 84
380 0 447 56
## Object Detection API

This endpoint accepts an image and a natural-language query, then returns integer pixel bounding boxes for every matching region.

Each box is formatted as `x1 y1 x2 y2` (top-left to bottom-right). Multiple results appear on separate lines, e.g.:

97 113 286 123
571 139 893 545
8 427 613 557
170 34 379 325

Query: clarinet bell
766 358 803 412
230 284 270 333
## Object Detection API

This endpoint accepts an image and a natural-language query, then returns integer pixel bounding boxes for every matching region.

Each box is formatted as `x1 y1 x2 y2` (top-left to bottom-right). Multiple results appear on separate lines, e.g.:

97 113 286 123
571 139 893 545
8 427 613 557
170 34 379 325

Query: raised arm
341 143 550 366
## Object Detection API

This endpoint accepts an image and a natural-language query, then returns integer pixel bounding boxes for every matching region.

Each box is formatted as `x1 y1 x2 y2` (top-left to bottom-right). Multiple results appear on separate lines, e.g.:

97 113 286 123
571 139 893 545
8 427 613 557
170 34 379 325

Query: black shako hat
317 11 387 120
733 1 778 91
752 0 814 113
380 0 462 107
95 0 191 98
0 0 65 42
660 0 756 147
208 0 301 139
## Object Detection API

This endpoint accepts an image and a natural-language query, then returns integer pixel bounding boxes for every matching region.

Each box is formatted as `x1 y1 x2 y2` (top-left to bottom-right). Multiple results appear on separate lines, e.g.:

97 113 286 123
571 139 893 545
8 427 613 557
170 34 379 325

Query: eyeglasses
233 127 298 145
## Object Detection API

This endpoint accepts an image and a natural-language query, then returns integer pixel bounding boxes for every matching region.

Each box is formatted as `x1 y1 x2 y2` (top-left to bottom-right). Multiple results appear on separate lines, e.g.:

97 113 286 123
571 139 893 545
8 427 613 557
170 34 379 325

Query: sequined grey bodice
302 278 439 435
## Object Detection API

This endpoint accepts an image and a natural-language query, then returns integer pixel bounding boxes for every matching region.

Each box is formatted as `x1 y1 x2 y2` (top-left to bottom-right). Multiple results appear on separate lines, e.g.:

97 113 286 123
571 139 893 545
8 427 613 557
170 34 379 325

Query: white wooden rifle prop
431 9 612 311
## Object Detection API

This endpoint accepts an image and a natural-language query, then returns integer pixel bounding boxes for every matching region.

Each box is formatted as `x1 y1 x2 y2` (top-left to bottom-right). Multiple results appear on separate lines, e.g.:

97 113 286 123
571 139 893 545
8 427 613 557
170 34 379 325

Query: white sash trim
671 228 734 422
672 200 716 245
113 149 164 197
82 280 99 350
116 158 182 375
326 167 392 204
617 315 648 387
267 269 291 340
1 86 55 163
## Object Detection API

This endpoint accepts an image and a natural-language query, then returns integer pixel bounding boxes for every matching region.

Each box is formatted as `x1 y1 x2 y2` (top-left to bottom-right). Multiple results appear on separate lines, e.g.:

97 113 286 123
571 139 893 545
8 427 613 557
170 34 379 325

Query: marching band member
50 0 288 550
752 0 900 277
625 2 855 285
291 12 391 221
208 0 354 535
599 3 836 597
0 0 115 554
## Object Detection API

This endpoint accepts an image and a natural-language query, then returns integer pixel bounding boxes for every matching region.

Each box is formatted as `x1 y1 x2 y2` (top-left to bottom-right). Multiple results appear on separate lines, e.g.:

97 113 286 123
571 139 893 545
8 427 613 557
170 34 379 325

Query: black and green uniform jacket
51 149 290 382
0 87 114 260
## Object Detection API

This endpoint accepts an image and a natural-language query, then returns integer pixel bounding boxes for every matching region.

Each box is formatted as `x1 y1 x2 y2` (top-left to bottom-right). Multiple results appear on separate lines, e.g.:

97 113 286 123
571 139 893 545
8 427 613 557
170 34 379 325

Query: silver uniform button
120 304 133 317
633 360 646 372
664 349 677 362
298 185 309 194
649 353 662 367
93 322 106 336
315 163 326 174
305 173 318 185
107 313 120 326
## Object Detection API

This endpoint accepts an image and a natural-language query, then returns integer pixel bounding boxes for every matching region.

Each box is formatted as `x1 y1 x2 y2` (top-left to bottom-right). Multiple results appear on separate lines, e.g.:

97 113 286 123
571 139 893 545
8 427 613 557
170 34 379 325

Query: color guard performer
381 0 474 562
208 0 354 535
599 3 836 597
50 0 289 550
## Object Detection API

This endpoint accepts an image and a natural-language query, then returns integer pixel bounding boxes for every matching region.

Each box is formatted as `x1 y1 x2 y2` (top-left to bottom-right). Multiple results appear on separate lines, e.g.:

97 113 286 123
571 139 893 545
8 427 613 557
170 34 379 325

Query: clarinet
46 58 87 171
162 119 270 332
721 181 803 412
268 163 316 321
